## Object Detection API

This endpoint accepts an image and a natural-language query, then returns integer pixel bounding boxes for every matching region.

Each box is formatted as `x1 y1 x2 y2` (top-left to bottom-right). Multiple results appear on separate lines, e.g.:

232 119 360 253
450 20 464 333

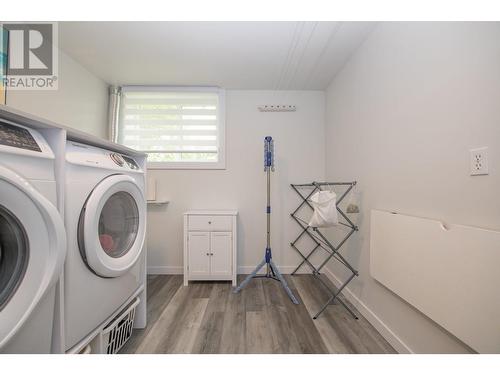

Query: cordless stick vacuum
234 136 299 304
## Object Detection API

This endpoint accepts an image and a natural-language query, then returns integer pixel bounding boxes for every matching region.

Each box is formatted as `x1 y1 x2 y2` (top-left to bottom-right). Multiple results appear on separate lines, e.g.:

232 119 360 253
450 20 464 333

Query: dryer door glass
78 174 145 278
0 205 29 311
98 191 139 258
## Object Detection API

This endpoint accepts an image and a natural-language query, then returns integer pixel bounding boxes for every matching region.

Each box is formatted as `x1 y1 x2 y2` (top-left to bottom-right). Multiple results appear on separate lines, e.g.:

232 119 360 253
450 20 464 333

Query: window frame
118 86 226 170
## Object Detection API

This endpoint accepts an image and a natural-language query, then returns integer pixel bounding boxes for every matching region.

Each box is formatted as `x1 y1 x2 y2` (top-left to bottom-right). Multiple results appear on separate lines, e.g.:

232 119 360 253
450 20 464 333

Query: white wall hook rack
258 105 296 112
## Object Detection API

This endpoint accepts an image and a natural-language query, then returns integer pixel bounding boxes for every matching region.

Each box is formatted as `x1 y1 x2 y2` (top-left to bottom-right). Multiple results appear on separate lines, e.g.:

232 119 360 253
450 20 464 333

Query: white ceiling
59 22 376 90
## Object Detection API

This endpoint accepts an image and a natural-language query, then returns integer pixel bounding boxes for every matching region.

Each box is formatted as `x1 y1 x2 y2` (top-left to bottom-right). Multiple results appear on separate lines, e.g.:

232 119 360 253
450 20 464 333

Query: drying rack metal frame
290 181 359 319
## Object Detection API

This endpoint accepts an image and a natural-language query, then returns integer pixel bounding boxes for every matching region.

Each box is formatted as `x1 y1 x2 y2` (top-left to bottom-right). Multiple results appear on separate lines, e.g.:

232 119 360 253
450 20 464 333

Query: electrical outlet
470 147 489 176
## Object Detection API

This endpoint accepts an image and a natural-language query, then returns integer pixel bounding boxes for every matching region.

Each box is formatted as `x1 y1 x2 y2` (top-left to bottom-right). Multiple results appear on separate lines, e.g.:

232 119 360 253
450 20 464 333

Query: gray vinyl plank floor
120 274 396 354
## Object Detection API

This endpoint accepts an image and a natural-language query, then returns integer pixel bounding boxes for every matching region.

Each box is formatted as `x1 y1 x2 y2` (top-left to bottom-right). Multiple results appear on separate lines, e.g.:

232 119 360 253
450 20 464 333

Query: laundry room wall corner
6 49 108 139
324 22 500 353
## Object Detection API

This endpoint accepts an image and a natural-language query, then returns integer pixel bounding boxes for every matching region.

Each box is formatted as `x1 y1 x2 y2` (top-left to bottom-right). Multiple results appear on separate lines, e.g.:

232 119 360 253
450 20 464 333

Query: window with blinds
117 87 225 169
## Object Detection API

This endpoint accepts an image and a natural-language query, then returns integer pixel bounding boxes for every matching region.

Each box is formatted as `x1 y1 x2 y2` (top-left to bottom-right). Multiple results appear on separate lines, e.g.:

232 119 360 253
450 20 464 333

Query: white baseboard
148 266 183 275
148 265 308 275
322 268 413 354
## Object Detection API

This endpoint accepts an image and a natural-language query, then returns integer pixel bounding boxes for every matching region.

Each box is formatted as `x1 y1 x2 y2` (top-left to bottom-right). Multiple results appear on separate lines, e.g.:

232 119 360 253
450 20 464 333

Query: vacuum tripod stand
234 136 299 305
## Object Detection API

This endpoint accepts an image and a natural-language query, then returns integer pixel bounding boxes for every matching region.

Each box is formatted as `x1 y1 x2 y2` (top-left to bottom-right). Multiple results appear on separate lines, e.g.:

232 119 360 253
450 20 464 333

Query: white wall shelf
147 200 169 205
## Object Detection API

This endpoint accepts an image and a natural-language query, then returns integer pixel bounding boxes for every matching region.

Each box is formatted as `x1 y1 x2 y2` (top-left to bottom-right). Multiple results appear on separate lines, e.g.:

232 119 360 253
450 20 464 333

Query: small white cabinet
184 210 237 286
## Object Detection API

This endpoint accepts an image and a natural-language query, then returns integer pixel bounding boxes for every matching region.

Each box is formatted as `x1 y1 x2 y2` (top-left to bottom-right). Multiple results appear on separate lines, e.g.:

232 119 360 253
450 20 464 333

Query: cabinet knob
206 252 210 256
208 221 212 224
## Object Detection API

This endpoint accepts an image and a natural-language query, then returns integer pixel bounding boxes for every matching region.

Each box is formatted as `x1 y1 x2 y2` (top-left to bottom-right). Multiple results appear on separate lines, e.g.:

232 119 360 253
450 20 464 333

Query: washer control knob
110 153 125 166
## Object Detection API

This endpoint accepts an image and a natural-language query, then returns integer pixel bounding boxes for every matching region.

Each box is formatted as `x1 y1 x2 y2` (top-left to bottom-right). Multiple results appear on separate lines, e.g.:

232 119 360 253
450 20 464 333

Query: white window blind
116 87 225 169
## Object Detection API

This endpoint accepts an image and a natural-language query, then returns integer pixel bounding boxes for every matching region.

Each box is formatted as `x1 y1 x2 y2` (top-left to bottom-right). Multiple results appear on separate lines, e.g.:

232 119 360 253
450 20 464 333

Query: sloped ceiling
59 21 376 90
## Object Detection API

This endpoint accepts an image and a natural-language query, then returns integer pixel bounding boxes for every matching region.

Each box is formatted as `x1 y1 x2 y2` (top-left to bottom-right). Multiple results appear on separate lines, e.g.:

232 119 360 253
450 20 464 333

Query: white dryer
0 120 66 353
64 141 146 351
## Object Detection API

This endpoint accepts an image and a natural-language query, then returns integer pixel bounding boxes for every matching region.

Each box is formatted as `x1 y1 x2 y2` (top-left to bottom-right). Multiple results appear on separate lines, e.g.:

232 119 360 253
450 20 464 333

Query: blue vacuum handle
264 136 274 171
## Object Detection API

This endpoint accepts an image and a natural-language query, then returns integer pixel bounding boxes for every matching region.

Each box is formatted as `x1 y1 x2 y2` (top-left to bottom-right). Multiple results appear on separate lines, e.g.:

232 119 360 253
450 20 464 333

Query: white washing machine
64 141 147 351
0 120 66 353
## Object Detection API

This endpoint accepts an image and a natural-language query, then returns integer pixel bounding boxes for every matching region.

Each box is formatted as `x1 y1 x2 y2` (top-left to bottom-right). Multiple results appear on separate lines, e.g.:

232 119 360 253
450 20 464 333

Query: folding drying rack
290 181 359 319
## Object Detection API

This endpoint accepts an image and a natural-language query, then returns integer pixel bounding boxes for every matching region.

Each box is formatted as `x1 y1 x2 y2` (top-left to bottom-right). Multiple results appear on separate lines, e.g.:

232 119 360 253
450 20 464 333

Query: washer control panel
0 121 42 152
66 141 142 171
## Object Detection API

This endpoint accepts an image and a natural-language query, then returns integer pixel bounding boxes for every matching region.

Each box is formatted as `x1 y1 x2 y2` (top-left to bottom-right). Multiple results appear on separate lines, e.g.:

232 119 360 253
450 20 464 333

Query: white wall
147 90 325 274
6 49 108 138
324 22 500 353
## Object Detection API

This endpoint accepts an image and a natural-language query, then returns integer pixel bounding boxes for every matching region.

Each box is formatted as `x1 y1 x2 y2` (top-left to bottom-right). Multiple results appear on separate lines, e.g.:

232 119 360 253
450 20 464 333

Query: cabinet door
210 232 232 277
188 232 210 277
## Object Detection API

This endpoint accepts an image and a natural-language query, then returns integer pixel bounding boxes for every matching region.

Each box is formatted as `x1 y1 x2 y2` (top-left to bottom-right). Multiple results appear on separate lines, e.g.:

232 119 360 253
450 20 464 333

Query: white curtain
108 86 122 142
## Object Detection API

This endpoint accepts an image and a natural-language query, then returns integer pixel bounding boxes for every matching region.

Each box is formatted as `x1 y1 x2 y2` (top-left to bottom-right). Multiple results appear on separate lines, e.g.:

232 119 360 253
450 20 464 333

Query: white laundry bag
308 190 338 227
